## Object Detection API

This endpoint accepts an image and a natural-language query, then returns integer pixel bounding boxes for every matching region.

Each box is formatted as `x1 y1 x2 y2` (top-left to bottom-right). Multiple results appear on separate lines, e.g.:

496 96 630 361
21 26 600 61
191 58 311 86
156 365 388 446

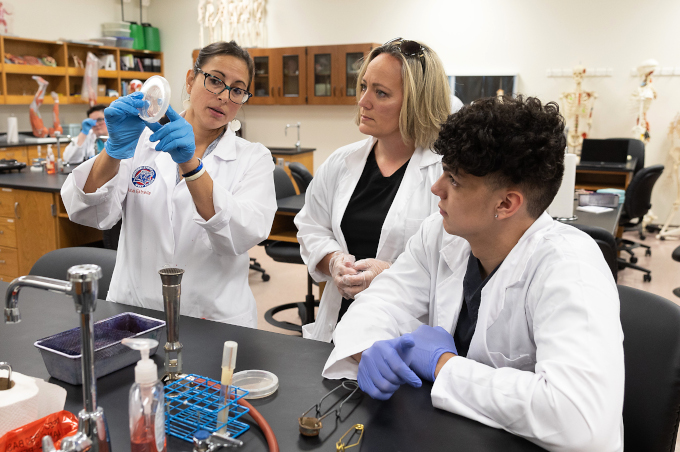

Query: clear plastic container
104 28 132 38
231 370 278 399
115 37 135 49
138 75 171 123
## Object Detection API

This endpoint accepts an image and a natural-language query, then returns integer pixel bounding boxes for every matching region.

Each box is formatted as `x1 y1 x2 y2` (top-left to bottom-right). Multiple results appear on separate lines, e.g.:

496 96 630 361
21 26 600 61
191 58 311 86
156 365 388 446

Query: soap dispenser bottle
122 338 167 452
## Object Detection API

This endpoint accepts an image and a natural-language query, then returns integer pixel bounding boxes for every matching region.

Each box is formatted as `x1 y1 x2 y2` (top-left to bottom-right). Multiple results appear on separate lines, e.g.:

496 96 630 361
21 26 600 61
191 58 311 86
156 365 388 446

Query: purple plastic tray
34 312 165 385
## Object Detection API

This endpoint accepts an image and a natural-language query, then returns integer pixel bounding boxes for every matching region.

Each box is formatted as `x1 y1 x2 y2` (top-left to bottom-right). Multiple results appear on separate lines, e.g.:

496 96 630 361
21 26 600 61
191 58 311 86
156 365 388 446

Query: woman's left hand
145 105 196 164
341 258 391 298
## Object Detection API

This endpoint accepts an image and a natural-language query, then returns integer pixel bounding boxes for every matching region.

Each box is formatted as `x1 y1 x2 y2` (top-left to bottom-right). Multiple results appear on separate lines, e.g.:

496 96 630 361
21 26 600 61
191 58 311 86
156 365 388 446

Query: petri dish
138 75 171 123
231 370 279 399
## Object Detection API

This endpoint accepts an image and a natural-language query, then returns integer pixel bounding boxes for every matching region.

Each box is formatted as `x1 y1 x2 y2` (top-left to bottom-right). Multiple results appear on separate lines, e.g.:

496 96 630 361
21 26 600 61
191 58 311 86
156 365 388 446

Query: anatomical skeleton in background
29 76 62 138
560 65 597 154
657 114 680 240
198 0 266 48
632 59 659 143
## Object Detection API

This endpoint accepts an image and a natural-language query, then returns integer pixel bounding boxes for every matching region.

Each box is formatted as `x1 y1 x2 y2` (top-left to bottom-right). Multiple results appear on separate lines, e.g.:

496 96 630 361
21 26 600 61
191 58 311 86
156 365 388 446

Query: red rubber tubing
237 397 280 452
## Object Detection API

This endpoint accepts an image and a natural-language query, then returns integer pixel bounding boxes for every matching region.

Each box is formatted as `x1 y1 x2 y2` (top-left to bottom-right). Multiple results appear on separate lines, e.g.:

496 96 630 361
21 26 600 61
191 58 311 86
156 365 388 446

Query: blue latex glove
81 118 96 136
145 105 196 164
104 92 147 160
357 336 422 400
407 325 458 382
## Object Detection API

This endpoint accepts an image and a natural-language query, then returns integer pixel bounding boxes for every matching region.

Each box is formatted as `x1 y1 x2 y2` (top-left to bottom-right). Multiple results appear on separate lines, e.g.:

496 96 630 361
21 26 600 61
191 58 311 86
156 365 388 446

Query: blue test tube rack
164 374 250 442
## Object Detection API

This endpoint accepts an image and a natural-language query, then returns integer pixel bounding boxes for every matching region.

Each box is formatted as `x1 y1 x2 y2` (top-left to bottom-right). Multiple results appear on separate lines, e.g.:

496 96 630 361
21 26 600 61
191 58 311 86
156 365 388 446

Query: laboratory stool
673 245 680 298
263 241 318 333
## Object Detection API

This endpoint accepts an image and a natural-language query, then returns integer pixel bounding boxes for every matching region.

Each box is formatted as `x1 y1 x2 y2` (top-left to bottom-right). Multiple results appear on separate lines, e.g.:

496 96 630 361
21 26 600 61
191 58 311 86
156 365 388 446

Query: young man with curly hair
323 96 624 452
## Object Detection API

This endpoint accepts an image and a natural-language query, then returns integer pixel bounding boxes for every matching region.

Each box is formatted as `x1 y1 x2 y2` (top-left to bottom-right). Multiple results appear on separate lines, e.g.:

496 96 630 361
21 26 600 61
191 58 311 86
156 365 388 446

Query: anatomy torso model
198 0 266 47
560 65 597 154
632 59 659 143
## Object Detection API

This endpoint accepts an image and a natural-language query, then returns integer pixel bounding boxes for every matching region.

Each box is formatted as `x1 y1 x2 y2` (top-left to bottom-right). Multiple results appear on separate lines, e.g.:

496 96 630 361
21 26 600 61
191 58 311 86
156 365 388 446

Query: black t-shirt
337 148 410 321
453 253 502 357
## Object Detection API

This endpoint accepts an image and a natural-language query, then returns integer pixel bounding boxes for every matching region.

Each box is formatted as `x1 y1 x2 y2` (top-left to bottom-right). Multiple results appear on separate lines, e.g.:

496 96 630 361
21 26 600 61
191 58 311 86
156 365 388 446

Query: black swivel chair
673 246 680 298
618 285 680 452
29 247 117 300
264 165 318 333
288 162 313 194
570 224 618 282
618 164 664 281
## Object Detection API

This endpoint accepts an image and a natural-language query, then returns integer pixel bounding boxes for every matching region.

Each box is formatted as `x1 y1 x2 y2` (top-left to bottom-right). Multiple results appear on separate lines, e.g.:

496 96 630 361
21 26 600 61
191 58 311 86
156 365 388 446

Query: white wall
8 0 680 221
149 0 680 223
0 0 148 131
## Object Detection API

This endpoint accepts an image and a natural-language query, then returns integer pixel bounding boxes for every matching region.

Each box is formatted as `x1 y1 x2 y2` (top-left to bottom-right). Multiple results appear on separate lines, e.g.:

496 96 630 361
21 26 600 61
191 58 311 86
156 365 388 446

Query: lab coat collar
177 110 238 163
436 234 470 332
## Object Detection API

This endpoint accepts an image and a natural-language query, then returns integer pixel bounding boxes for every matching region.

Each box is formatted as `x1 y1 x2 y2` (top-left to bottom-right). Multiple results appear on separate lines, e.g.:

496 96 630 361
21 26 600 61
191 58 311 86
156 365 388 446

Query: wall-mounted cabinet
0 36 163 106
194 43 377 106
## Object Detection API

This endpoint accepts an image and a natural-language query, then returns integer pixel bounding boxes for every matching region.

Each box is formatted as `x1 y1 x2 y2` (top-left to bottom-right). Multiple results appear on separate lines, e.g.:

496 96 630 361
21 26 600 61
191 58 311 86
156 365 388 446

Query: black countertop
0 283 543 452
0 134 70 148
0 170 70 192
268 147 315 155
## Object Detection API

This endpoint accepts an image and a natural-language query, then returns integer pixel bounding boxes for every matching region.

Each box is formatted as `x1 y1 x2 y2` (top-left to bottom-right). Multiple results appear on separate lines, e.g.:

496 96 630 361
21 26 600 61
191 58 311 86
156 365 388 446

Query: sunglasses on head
383 37 426 71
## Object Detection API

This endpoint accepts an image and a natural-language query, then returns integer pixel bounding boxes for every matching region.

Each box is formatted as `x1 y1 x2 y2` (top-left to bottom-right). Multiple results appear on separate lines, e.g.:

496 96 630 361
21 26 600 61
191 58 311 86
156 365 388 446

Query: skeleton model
657 115 680 240
197 0 206 47
560 65 597 154
0 2 12 35
632 59 659 143
198 0 266 47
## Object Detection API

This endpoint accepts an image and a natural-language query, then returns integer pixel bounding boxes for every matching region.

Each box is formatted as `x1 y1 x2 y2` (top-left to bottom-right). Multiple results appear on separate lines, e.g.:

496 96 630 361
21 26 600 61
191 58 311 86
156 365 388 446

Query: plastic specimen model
29 76 62 138
657 114 680 240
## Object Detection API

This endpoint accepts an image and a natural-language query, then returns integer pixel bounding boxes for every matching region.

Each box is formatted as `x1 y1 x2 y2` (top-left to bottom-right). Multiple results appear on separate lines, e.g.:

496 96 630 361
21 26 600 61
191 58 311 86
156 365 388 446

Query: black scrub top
453 253 502 357
337 148 409 321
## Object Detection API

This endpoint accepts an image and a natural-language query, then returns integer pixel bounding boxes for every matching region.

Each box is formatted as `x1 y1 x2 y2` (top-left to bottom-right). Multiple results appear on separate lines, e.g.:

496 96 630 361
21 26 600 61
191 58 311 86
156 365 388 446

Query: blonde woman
295 38 451 342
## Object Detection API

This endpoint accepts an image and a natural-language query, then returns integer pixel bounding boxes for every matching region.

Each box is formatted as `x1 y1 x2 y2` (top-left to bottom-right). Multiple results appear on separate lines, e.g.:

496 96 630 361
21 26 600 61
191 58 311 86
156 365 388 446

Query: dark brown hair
433 95 566 218
193 41 254 90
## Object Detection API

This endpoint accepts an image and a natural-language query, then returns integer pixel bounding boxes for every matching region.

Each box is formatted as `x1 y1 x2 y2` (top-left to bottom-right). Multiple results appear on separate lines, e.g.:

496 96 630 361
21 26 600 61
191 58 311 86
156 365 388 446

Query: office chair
570 224 618 282
29 247 117 300
264 165 318 333
618 285 680 452
288 162 313 194
618 164 664 281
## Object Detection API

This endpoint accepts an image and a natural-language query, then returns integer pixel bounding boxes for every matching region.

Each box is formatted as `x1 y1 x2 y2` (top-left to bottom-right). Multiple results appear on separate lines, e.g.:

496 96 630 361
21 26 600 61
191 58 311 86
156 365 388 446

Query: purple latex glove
357 335 422 400
406 325 458 382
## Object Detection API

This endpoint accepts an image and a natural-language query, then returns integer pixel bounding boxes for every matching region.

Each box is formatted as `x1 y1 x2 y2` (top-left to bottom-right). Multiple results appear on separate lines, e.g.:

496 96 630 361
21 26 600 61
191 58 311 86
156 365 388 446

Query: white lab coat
63 130 98 163
295 137 442 342
61 126 277 327
324 213 625 452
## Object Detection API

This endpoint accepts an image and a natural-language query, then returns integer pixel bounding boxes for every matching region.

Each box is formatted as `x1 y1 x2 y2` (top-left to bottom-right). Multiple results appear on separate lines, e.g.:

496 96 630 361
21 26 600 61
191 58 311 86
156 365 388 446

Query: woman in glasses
295 39 451 342
61 41 277 327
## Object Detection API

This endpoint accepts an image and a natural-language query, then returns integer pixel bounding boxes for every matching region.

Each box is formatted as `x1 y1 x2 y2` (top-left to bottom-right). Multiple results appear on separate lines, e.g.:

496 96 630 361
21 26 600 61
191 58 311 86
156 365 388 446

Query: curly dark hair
433 95 566 218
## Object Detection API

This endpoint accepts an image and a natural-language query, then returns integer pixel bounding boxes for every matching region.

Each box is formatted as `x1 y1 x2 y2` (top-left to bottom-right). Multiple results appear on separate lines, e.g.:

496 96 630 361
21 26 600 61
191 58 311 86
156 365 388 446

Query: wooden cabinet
0 146 28 164
0 187 102 279
238 43 377 106
307 44 375 105
248 47 307 105
0 36 163 105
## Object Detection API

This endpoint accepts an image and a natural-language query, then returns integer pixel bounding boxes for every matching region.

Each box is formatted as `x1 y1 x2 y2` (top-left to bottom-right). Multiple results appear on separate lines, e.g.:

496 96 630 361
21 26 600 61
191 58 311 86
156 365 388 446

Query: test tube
219 341 238 434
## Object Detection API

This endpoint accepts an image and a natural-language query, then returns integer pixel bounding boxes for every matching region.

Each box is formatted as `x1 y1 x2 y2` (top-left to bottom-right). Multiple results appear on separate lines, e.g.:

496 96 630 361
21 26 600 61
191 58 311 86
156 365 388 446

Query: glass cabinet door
275 48 306 105
247 49 276 105
336 44 378 105
307 46 337 105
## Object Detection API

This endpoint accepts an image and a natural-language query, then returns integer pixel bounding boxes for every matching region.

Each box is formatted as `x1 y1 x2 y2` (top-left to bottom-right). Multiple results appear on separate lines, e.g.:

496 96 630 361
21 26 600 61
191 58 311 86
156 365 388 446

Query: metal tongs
192 429 243 451
298 380 360 436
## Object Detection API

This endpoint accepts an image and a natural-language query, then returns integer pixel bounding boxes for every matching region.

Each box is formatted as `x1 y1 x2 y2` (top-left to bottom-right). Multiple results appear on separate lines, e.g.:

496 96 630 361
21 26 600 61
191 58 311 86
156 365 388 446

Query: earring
495 214 498 218
230 119 241 132
182 99 191 110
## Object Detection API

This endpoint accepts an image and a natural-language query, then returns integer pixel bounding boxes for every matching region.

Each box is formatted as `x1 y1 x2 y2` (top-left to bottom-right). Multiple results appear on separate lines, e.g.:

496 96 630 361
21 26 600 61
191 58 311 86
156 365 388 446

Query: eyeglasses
94 118 105 124
196 68 252 104
383 37 426 72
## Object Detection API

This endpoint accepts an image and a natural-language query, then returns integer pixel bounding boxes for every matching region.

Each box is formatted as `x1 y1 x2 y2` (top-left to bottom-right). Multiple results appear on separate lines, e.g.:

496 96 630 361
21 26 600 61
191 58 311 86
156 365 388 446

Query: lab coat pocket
488 351 535 372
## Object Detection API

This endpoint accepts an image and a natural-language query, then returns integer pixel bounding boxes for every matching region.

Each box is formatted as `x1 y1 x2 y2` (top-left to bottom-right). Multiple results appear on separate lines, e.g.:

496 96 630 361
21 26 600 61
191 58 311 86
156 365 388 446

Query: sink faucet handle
67 265 102 314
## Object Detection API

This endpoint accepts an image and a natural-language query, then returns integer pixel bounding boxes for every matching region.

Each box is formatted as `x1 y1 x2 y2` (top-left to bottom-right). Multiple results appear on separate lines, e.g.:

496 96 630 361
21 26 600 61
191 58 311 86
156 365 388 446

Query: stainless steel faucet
285 122 301 151
5 265 112 452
